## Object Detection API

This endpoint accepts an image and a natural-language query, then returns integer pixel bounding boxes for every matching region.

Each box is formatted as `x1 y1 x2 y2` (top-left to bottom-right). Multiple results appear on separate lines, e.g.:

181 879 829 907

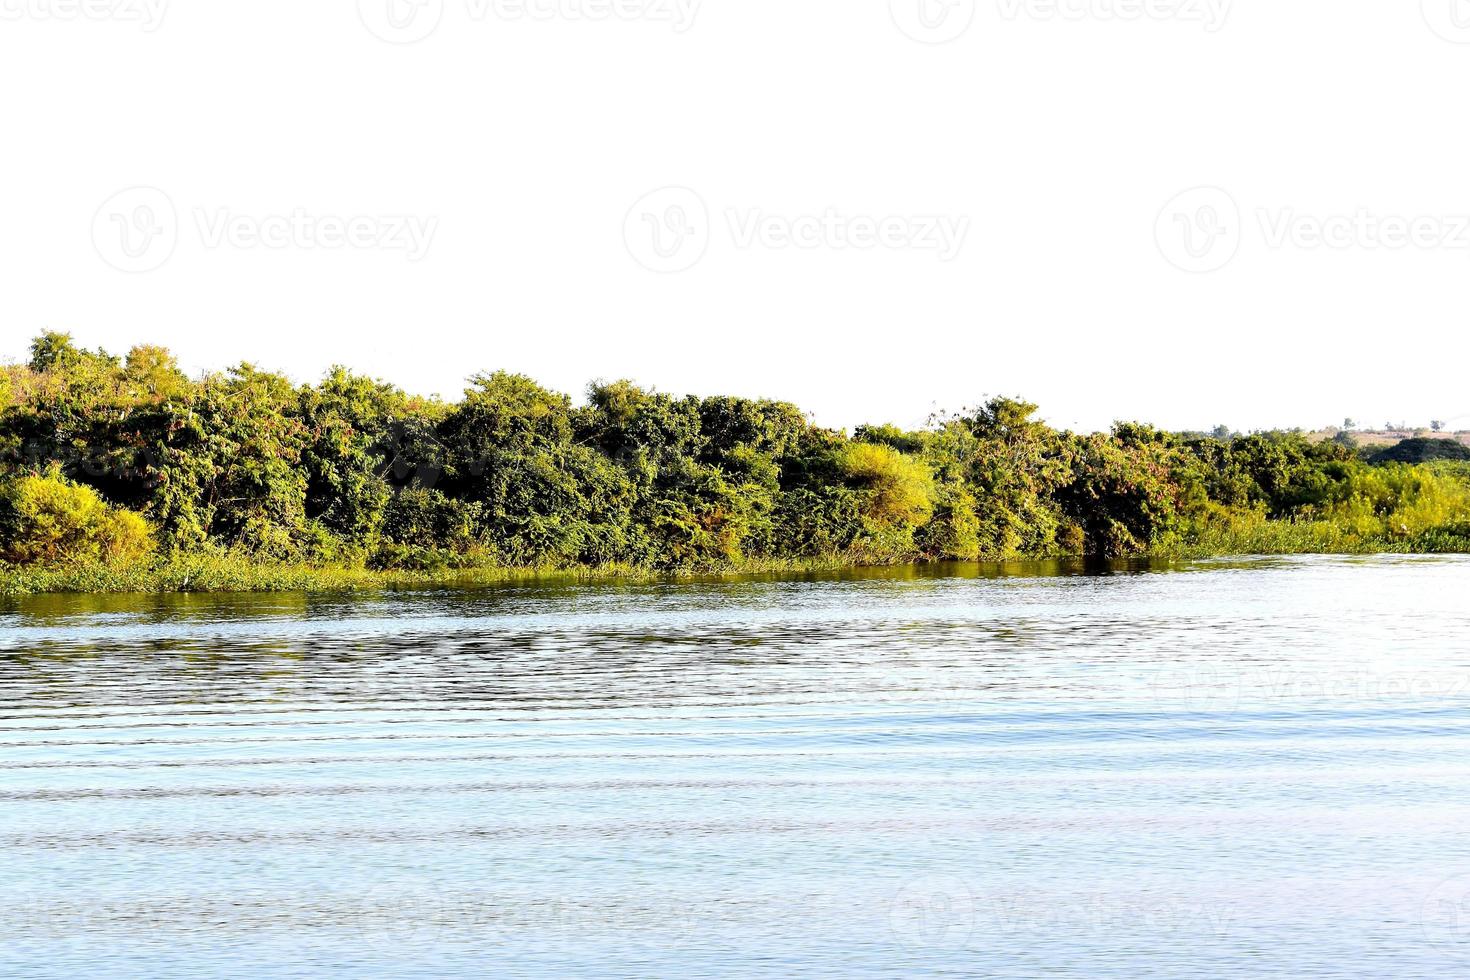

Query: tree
123 345 189 398
953 397 1071 557
1053 425 1209 557
440 373 637 566
28 332 83 374
296 367 416 552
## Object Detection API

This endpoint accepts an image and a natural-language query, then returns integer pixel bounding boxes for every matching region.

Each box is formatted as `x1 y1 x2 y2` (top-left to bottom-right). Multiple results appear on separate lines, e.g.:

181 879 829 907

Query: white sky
3 1 1469 434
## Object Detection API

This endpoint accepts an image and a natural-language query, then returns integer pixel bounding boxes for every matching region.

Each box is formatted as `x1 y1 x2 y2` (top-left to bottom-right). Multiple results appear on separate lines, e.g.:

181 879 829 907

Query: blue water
3 555 1470 978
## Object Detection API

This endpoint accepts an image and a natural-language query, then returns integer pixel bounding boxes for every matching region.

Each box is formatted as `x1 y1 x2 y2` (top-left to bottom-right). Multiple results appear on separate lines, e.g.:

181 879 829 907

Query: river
3 555 1469 977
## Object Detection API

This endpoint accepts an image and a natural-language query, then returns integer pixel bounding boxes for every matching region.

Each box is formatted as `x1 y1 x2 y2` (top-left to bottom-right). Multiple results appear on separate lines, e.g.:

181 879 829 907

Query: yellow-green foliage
1322 464 1470 536
3 332 1469 595
837 442 934 531
1171 465 1470 557
0 472 155 565
1177 505 1368 556
920 487 983 561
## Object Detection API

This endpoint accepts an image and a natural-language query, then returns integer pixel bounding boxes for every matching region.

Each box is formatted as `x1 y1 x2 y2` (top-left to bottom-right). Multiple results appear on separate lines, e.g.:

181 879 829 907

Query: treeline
2 332 1468 573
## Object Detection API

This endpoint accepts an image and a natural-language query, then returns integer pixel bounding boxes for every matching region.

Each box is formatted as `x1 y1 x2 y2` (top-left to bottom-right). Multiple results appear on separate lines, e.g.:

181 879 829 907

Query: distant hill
1371 438 1470 464
1309 429 1470 449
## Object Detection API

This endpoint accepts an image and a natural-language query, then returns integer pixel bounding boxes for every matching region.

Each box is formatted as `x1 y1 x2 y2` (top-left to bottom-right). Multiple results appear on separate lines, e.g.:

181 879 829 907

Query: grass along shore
4 517 1468 597
0 553 858 597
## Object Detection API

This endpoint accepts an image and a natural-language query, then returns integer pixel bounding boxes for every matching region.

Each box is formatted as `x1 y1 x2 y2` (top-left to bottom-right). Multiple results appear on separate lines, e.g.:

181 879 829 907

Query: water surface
3 556 1470 978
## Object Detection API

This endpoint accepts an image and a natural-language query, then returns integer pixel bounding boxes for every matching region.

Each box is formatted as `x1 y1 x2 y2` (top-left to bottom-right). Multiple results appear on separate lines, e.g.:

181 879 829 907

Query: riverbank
4 519 1468 596
7 333 1470 595
0 553 859 597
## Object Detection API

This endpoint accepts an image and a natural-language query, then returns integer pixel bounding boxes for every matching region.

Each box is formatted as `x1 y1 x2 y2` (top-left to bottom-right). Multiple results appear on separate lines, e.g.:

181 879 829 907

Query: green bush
836 443 933 527
1409 521 1470 553
835 442 934 558
0 471 155 565
918 487 982 561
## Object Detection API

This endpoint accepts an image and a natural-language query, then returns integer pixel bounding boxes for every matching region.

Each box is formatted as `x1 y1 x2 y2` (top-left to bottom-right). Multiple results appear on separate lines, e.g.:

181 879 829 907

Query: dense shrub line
3 332 1467 585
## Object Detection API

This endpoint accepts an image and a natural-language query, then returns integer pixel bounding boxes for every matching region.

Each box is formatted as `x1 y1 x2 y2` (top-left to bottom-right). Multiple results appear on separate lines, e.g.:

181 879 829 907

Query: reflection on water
2 555 1470 978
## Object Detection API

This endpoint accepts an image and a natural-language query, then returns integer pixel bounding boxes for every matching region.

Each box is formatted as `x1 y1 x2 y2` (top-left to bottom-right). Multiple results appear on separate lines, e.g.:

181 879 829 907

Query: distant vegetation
2 332 1469 593
1370 438 1470 465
